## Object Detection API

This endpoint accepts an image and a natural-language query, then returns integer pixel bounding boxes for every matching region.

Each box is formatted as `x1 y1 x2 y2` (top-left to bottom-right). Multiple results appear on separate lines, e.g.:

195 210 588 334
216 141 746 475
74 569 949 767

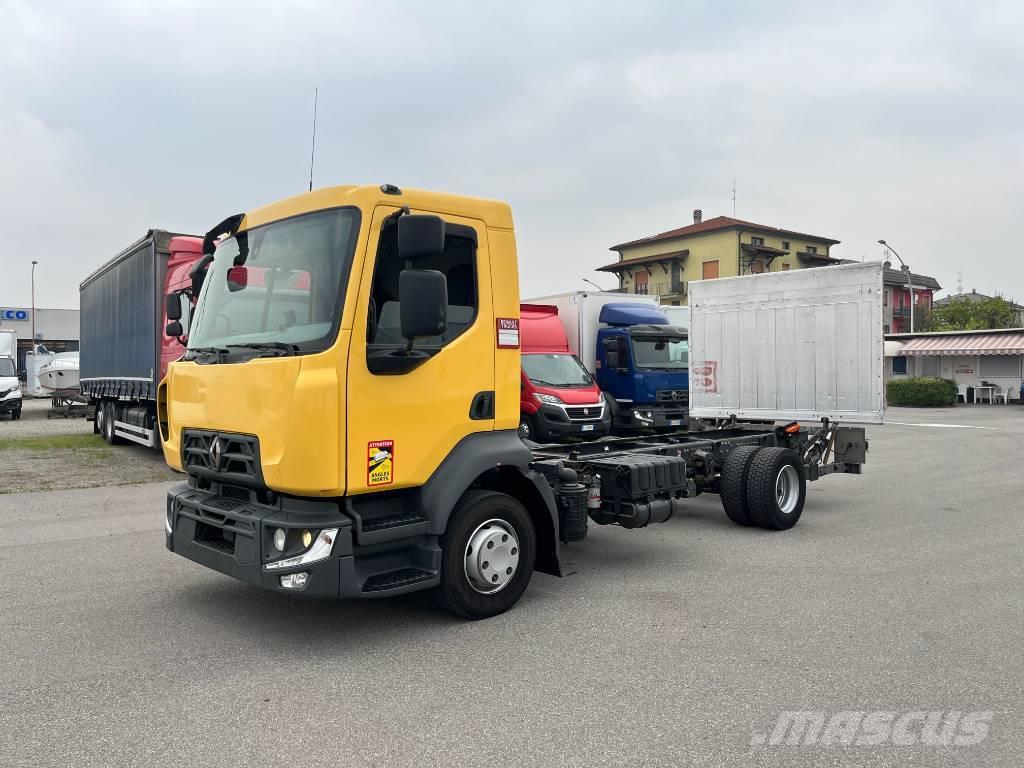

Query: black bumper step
362 567 437 593
361 512 428 532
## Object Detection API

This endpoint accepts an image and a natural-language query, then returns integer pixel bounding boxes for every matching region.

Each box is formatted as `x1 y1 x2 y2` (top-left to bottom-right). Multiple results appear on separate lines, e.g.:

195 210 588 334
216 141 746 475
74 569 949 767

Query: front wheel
518 412 540 442
434 491 536 619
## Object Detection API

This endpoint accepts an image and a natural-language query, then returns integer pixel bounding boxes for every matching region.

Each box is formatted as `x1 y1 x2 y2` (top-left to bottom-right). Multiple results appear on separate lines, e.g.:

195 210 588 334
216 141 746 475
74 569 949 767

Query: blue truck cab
595 304 689 430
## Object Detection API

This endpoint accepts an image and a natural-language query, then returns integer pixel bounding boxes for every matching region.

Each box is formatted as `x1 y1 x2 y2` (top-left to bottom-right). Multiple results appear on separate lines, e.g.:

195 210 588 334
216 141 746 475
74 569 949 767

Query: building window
781 241 790 250
702 260 720 279
781 263 790 271
634 270 649 294
979 356 1021 378
920 357 939 377
805 245 818 254
884 288 888 306
892 357 907 375
750 261 764 274
884 324 890 333
751 236 764 246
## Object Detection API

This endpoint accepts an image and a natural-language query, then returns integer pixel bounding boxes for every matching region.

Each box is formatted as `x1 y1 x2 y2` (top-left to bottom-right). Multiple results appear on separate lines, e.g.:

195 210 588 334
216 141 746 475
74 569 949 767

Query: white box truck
0 329 22 419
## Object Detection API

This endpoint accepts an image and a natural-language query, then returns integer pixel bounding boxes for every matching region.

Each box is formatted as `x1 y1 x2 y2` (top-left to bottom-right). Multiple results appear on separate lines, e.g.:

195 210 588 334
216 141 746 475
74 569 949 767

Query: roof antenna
956 270 963 294
731 179 736 216
308 87 318 192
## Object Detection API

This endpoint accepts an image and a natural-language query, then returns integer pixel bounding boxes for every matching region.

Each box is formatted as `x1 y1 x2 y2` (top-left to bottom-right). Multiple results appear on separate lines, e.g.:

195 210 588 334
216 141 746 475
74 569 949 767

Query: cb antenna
308 87 318 192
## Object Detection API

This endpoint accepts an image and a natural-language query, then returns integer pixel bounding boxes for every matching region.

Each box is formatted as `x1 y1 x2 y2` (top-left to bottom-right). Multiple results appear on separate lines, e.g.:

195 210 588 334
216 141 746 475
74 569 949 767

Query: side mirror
189 254 215 297
166 320 184 337
226 266 248 292
400 269 447 340
165 292 182 320
398 215 445 262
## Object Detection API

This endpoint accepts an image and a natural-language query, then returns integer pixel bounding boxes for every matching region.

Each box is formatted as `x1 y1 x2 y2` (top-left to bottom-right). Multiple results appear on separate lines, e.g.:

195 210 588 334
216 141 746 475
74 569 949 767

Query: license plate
580 424 595 432
668 420 681 426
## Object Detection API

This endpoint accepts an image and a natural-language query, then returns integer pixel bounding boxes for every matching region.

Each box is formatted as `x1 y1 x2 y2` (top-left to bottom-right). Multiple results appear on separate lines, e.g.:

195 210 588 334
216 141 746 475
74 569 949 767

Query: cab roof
240 184 514 233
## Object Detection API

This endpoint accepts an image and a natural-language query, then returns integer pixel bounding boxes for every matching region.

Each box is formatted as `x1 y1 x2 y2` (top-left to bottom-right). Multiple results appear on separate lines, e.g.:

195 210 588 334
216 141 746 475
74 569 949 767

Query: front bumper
0 392 22 414
620 402 688 429
166 483 352 598
535 402 611 439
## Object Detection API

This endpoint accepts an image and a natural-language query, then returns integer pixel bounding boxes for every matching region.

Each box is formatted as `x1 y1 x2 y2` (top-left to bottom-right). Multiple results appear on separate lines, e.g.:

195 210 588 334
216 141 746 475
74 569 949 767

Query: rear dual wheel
721 446 806 530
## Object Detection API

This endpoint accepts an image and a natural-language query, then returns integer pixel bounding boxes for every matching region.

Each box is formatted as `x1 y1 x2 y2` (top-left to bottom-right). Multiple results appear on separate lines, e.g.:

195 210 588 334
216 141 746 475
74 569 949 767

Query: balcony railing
630 281 684 297
892 307 911 318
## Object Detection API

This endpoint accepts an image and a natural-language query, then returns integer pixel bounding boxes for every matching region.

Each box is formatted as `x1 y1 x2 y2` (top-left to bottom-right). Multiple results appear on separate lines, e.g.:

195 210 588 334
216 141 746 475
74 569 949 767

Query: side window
366 218 479 352
179 294 192 335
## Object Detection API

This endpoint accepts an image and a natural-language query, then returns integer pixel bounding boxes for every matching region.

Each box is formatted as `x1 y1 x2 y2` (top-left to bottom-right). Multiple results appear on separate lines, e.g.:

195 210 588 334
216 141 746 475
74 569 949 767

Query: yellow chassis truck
160 184 869 618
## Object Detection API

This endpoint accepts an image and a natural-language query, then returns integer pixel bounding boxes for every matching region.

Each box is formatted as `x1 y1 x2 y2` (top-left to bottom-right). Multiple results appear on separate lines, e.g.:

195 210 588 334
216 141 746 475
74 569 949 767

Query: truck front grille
656 389 689 404
182 429 263 486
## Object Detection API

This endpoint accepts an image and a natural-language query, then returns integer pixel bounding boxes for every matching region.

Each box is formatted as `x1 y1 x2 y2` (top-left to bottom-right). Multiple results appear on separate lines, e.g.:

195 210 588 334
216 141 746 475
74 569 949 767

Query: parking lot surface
1 406 1021 767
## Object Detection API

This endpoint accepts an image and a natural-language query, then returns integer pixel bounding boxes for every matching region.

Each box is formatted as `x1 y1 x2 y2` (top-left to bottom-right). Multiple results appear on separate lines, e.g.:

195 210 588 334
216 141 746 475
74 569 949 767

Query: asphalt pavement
1 406 1021 767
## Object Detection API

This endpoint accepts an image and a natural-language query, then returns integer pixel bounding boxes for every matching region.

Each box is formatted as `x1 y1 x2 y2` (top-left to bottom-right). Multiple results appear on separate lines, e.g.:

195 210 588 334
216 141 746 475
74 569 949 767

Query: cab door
346 206 494 495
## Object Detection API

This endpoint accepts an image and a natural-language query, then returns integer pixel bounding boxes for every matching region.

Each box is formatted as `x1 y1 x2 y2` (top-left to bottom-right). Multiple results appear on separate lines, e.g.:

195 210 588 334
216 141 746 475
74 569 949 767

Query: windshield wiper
186 346 230 360
226 342 300 357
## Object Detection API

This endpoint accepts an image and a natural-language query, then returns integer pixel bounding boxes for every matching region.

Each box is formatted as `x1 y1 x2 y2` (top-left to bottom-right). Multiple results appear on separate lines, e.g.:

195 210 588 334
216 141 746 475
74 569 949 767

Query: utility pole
31 260 38 351
879 240 914 332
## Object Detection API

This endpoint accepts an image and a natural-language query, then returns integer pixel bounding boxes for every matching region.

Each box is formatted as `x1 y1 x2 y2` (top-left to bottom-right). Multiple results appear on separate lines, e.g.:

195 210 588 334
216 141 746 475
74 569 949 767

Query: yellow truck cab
161 183 872 618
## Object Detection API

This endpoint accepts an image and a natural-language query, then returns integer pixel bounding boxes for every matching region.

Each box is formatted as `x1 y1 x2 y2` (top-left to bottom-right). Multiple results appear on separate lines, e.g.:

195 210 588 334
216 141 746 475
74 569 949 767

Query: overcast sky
3 0 1022 309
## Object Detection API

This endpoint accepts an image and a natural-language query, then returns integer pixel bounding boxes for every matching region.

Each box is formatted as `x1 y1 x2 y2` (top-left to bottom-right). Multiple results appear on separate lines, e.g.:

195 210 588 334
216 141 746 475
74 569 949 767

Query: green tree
925 296 1018 331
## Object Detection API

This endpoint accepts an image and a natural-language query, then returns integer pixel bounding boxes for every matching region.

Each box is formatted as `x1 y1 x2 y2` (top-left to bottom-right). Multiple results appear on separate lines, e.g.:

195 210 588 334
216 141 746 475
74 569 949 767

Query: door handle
469 391 495 420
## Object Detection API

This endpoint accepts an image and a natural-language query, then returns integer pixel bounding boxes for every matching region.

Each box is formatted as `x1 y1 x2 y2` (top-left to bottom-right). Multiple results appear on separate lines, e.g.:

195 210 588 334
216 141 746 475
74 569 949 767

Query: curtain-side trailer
80 230 202 448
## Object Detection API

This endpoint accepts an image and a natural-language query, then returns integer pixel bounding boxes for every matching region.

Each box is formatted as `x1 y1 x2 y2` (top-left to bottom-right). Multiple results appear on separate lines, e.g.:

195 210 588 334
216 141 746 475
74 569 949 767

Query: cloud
1 0 1023 308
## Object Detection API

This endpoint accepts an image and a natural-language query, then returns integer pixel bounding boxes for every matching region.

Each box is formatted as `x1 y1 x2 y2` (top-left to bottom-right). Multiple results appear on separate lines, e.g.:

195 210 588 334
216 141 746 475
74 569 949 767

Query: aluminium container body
688 262 885 424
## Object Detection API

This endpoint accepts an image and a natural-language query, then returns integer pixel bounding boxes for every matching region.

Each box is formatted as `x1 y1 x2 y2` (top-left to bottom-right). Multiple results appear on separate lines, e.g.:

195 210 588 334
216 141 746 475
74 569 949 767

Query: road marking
884 421 1000 430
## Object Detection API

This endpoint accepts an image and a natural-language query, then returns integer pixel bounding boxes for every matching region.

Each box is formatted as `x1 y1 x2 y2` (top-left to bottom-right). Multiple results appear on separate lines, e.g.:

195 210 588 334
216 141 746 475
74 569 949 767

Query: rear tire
434 490 536 619
720 445 760 526
746 447 806 530
101 401 122 445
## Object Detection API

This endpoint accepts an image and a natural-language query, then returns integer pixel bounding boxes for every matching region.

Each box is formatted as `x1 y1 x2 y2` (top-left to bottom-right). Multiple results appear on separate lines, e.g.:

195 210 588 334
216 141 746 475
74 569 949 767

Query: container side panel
689 262 884 423
80 241 156 382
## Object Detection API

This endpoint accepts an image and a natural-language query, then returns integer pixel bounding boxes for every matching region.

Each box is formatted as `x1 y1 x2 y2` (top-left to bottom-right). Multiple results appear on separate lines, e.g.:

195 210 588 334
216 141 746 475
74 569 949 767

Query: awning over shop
899 333 1024 356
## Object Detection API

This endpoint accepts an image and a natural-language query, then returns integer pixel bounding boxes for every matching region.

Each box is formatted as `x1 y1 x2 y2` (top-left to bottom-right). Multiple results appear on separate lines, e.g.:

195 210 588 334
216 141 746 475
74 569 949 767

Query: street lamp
582 278 610 292
878 240 915 333
31 260 38 351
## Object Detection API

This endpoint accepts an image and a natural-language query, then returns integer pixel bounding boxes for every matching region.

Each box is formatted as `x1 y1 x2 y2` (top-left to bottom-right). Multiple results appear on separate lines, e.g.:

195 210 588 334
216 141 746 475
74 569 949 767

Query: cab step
361 512 428 533
362 567 437 594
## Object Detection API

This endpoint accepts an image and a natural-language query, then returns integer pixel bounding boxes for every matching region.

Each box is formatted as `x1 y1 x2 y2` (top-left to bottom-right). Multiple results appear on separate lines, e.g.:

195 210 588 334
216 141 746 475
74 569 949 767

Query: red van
519 304 610 442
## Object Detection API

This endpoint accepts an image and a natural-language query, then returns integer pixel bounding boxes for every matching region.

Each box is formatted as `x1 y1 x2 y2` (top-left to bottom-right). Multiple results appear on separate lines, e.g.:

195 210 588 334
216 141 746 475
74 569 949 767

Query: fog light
301 529 313 548
280 572 309 589
273 528 287 552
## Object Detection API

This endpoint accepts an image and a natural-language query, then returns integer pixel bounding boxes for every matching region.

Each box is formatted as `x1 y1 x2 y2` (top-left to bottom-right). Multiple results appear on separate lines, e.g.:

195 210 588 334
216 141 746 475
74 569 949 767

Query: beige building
599 210 841 305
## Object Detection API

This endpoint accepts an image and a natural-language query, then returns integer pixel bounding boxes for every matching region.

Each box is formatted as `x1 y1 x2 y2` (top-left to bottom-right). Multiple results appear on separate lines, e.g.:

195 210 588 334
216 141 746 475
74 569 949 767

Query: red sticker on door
496 318 520 349
368 440 394 486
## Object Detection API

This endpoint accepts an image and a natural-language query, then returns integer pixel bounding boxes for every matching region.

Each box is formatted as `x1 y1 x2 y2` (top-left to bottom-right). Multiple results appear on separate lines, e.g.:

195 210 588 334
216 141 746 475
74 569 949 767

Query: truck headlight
534 393 564 405
265 528 339 571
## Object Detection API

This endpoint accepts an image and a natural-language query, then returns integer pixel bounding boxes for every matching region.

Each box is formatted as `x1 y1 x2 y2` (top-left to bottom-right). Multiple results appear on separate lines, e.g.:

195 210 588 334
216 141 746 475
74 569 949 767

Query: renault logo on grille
209 437 224 468
583 408 590 416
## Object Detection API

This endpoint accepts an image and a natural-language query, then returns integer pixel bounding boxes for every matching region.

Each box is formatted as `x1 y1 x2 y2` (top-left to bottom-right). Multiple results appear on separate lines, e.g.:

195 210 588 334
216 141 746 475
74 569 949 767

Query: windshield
631 336 689 370
522 353 593 387
186 208 359 354
0 358 15 377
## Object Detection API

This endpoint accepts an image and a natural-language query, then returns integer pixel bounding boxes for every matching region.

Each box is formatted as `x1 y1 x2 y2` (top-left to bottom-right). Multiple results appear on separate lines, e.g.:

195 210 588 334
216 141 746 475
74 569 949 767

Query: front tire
518 412 540 442
434 491 536 619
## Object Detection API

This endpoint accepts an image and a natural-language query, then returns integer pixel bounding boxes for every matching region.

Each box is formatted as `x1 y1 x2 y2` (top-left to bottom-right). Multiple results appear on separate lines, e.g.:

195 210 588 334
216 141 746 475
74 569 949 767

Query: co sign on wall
1 310 30 321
